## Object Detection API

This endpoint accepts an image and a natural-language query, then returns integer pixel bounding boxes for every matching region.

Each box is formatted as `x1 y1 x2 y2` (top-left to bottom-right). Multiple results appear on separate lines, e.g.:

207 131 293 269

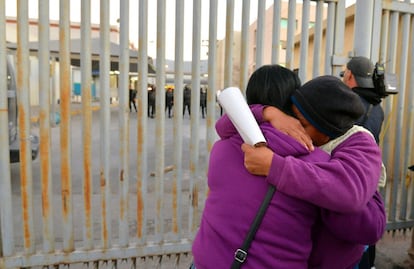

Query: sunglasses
339 71 345 77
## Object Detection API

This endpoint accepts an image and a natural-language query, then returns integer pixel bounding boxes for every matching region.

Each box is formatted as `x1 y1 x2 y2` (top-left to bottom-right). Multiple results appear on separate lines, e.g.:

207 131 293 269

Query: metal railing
0 0 413 268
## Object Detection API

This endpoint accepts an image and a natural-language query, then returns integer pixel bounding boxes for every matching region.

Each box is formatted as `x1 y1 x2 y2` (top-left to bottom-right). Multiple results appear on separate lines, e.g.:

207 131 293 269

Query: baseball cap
346 56 375 88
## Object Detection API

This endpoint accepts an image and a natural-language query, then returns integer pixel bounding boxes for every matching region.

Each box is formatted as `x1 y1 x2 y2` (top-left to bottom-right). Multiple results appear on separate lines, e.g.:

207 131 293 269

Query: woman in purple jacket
192 66 385 269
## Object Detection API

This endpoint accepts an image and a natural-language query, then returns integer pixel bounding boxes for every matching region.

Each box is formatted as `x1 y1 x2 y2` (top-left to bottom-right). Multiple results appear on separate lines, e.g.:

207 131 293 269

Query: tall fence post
353 0 375 57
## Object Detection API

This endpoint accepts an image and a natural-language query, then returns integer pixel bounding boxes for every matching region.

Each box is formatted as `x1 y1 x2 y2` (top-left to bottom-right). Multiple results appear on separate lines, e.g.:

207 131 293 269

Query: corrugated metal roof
7 38 156 74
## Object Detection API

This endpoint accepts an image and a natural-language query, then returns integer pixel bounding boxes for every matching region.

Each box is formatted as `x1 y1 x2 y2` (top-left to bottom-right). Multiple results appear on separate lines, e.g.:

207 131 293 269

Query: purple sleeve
266 132 382 213
320 191 386 244
215 104 265 139
321 191 387 245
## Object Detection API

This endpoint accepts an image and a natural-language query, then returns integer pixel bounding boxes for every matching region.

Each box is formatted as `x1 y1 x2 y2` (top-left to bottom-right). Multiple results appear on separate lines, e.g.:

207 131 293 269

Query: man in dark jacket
200 87 207 118
341 56 386 269
183 85 191 117
165 87 174 118
341 56 385 144
148 85 156 118
129 88 137 112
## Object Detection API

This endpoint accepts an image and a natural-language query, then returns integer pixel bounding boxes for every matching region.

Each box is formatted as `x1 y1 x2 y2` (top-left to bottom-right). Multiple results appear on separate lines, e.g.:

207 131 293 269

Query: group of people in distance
191 57 388 269
128 84 157 117
129 84 208 119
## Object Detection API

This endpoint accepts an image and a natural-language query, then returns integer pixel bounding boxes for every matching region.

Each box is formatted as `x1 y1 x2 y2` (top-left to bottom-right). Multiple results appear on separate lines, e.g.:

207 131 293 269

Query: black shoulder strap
230 185 276 269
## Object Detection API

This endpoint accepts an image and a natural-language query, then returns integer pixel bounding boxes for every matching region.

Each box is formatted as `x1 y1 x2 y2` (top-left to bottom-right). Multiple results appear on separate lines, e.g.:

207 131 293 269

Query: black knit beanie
291 75 365 139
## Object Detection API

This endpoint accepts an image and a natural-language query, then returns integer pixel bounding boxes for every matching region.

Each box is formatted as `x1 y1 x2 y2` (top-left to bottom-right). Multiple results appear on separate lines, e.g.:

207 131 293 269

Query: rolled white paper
217 87 267 147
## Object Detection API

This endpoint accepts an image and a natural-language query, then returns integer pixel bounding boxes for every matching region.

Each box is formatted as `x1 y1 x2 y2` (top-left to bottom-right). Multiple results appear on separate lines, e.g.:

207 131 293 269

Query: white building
6 17 154 105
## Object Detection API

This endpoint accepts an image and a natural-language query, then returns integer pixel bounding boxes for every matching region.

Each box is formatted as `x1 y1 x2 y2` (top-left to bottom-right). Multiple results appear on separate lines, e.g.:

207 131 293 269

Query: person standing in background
148 85 156 118
183 85 191 117
340 56 385 144
200 87 207 119
129 87 137 112
165 87 174 118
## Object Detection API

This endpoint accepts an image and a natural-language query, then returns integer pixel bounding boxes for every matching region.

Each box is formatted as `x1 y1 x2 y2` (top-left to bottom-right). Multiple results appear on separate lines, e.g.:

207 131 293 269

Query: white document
217 87 266 147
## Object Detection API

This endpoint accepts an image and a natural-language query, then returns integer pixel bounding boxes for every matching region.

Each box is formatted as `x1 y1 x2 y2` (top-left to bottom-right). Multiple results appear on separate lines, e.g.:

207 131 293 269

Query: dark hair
246 65 301 115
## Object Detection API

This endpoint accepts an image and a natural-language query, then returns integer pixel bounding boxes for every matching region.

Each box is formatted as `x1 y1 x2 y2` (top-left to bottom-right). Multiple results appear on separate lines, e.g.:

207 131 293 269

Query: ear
346 72 359 88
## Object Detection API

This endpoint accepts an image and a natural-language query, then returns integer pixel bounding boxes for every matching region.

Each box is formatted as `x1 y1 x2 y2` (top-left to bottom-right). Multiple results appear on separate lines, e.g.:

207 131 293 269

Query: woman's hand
241 143 273 176
263 106 314 151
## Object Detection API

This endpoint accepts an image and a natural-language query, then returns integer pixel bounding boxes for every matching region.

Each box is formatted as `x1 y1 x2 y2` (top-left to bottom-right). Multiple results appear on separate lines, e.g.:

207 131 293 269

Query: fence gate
0 0 413 268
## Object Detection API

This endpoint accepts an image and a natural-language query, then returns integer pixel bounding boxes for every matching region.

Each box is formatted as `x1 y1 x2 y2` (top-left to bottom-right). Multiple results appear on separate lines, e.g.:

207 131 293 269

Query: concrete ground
376 229 413 269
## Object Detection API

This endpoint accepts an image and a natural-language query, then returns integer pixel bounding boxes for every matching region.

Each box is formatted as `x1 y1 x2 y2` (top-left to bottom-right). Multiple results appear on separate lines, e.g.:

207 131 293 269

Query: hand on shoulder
263 106 314 151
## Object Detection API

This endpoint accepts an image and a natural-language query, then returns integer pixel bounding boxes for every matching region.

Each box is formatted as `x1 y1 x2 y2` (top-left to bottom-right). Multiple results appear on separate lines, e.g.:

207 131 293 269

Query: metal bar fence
173 0 185 242
38 0 54 254
379 4 414 230
0 0 14 258
59 0 74 252
137 0 149 244
17 0 35 255
81 0 94 251
154 0 166 244
118 0 130 248
0 1 413 268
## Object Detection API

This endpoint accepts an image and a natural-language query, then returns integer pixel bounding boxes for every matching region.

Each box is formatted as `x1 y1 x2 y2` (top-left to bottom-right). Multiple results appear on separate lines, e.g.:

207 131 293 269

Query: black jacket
353 87 384 144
